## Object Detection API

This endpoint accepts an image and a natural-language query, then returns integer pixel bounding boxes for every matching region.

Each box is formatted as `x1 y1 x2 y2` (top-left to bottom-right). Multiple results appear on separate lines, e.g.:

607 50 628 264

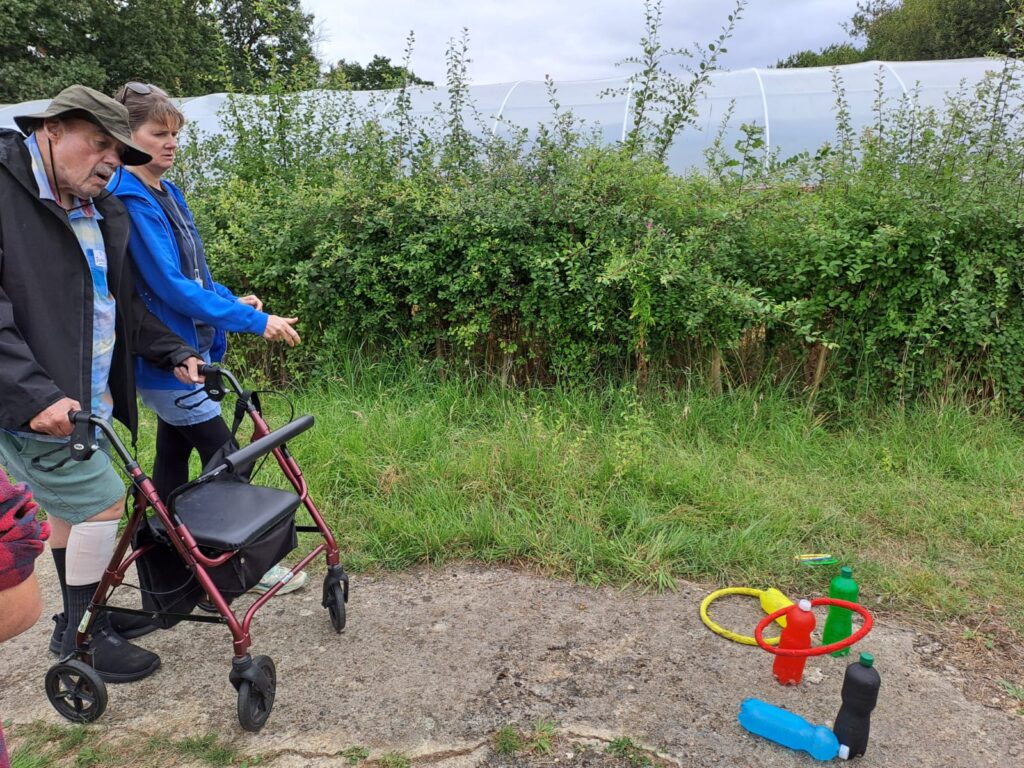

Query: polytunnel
0 58 1015 174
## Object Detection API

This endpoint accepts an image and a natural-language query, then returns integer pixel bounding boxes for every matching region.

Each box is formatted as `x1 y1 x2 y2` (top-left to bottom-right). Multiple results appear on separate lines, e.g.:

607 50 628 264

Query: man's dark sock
60 582 108 655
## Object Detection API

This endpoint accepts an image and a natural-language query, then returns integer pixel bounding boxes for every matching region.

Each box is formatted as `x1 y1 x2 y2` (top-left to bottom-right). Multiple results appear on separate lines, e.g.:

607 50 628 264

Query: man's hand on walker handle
29 397 81 437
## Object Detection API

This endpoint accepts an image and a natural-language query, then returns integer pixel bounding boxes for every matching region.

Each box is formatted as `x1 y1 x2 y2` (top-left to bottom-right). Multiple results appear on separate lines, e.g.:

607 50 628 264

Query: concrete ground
1 559 1021 767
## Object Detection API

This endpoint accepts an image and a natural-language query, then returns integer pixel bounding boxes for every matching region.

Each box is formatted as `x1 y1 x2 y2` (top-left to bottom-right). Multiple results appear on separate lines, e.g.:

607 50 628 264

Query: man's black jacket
0 128 197 437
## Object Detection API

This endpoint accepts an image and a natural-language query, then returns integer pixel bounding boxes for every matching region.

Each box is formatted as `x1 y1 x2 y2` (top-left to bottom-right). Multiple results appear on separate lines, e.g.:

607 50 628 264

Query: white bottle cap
838 744 851 760
798 598 812 611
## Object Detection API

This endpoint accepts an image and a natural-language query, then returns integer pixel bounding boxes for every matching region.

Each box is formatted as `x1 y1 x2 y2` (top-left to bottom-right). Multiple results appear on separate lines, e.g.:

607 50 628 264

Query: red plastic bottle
773 598 815 685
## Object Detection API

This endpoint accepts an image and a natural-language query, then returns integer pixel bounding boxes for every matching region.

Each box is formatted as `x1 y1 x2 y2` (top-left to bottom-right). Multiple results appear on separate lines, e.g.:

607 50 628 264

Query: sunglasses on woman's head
119 82 154 103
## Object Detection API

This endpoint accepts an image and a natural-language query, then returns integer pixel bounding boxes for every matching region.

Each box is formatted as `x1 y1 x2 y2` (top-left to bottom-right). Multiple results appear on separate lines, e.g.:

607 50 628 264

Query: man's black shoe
80 627 161 684
49 611 160 653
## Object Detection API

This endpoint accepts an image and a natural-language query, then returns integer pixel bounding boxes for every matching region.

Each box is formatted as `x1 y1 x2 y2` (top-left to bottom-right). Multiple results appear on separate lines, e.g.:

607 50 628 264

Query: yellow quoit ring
700 587 793 646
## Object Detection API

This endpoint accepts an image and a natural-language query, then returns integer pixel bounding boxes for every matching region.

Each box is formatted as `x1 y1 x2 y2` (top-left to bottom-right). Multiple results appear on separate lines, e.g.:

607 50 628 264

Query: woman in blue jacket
111 82 304 594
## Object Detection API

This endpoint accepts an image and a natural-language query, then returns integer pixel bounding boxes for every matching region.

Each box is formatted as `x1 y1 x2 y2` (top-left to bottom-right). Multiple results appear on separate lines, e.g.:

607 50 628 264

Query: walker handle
221 414 315 474
197 364 243 398
62 411 136 468
66 410 100 461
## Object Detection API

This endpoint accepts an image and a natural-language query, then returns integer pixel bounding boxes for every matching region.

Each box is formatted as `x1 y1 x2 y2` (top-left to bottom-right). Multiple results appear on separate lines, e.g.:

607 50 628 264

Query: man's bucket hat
13 85 151 166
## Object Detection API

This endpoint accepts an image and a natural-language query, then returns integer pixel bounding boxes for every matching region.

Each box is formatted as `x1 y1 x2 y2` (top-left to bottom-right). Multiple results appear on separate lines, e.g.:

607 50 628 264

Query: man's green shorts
0 431 125 525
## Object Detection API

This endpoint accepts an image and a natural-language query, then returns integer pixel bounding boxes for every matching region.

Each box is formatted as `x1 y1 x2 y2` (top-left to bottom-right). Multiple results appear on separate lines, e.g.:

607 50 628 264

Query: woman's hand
238 294 264 312
173 356 206 386
263 315 301 347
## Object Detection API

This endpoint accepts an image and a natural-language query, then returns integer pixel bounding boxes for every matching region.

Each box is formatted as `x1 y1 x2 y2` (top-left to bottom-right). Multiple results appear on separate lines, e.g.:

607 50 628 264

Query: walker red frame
46 364 347 731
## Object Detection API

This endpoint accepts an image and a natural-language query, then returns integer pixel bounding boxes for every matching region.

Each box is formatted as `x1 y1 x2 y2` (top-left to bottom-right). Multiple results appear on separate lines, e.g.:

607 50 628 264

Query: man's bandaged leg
65 519 118 586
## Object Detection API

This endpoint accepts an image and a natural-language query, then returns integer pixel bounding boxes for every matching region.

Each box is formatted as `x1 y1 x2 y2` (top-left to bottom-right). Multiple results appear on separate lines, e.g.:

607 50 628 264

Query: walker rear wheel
45 659 108 723
236 655 276 732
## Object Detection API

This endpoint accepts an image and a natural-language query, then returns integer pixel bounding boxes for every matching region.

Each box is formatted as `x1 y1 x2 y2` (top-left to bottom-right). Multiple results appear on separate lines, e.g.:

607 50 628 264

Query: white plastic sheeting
0 58 1013 174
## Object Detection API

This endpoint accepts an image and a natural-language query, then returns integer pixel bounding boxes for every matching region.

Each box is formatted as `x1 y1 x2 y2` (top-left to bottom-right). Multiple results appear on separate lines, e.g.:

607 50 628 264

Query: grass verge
118 356 1024 637
279 360 1023 638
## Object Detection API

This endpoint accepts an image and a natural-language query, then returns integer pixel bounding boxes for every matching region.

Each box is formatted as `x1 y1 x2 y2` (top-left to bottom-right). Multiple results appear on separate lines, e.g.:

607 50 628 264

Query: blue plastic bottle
738 698 847 761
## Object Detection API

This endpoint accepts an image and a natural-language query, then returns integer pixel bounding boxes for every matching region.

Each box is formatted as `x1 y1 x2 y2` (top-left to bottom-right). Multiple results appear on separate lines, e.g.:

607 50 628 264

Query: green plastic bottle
821 566 859 656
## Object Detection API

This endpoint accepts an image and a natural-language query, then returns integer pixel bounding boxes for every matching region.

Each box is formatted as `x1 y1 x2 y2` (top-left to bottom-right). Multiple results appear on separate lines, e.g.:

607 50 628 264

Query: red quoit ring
754 597 873 657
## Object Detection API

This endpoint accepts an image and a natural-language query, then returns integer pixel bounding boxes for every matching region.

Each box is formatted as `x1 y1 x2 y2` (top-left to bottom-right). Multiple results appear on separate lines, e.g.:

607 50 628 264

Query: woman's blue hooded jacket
110 168 267 389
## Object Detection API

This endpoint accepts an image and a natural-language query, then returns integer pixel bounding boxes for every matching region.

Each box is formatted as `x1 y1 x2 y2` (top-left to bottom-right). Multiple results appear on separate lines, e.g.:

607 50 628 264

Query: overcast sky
303 0 864 85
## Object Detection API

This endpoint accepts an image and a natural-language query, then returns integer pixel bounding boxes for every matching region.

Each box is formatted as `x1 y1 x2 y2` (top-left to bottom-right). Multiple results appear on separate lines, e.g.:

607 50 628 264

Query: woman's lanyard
165 193 202 285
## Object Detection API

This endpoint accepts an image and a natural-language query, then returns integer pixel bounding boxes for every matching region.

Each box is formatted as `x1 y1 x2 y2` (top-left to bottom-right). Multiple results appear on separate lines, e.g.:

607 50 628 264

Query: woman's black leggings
151 416 234 500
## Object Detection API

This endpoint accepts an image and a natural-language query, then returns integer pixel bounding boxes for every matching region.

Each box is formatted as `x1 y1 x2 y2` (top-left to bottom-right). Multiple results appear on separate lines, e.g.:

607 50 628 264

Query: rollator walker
44 364 349 731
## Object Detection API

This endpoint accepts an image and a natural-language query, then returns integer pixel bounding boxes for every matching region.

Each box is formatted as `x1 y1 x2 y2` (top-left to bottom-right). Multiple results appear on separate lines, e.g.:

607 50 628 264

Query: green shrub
173 5 1024 407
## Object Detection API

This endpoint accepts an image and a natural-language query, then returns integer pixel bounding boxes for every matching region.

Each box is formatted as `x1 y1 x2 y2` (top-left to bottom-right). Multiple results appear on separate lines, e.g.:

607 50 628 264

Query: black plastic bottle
832 652 881 759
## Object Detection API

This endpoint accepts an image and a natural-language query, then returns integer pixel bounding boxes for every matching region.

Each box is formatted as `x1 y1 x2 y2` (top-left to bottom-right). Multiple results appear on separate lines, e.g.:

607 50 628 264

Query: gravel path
1 560 1020 767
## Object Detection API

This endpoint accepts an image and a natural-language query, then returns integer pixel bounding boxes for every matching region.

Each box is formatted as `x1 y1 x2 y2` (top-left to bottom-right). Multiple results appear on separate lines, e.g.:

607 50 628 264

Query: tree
0 0 107 102
852 0 1009 59
777 0 1014 68
321 55 433 91
775 43 869 69
0 0 409 100
98 0 227 97
214 0 320 91
0 0 230 100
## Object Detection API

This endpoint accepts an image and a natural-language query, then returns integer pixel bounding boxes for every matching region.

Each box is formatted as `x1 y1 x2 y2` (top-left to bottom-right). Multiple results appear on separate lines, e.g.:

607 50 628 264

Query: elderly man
0 85 204 683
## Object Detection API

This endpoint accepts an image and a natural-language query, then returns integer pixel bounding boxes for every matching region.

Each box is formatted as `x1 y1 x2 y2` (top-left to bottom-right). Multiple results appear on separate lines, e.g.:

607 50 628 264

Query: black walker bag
133 450 301 627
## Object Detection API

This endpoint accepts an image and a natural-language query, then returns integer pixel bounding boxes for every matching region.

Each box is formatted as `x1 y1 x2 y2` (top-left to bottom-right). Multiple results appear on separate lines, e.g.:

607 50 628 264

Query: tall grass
172 354 1024 636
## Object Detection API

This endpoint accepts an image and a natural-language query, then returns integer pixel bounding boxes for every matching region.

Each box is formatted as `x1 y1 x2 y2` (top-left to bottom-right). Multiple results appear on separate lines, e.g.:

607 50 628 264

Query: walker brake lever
173 367 226 409
68 411 99 461
202 366 226 402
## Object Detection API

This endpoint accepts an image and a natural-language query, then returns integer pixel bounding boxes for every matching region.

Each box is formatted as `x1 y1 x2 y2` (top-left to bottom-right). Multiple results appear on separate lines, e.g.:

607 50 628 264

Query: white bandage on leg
65 519 119 586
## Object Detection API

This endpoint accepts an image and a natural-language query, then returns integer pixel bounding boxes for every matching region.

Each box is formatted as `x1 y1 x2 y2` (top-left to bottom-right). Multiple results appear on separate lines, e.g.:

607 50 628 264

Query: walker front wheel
326 582 346 632
45 659 108 723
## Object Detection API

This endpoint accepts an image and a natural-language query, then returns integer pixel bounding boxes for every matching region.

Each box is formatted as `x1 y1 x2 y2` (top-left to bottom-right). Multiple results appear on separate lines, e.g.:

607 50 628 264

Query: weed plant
378 752 411 768
607 737 655 768
493 726 523 755
7 721 260 767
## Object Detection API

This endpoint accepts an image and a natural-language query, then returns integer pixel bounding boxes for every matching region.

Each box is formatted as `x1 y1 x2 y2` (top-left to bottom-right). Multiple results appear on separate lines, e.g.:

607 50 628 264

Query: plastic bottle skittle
773 598 815 685
832 652 881 758
821 566 860 656
739 698 846 761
